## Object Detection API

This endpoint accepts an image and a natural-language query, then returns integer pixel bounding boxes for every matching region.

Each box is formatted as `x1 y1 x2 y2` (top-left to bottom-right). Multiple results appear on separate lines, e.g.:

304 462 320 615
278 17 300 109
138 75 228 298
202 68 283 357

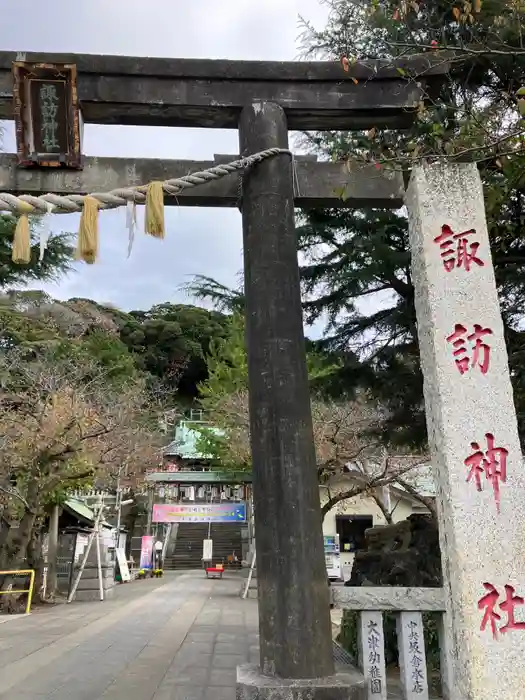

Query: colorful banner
152 502 246 523
139 535 154 569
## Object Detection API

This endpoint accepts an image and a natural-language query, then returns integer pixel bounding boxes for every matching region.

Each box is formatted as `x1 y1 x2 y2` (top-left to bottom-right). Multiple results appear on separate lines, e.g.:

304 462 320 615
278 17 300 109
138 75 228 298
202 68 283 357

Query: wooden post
238 101 334 680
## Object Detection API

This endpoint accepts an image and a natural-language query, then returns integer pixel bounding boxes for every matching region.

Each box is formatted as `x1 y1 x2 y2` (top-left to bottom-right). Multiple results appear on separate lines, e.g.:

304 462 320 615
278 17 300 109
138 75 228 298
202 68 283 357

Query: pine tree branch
388 43 525 58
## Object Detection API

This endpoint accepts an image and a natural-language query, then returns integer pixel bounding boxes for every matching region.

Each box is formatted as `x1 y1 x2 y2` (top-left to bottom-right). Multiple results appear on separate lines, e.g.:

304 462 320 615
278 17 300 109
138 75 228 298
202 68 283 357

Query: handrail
0 569 35 614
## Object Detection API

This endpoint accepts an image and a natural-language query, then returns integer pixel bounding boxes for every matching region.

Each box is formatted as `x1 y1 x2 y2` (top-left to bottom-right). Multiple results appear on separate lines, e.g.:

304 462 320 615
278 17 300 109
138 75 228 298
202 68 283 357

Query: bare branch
395 476 437 519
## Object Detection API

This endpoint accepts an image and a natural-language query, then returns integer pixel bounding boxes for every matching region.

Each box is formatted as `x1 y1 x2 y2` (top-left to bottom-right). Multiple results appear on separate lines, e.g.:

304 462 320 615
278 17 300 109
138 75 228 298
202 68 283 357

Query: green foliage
199 313 341 407
120 303 230 398
44 456 96 506
0 215 74 288
0 292 231 401
299 0 525 164
196 313 342 468
294 0 525 447
185 275 244 314
199 313 249 401
0 305 59 348
190 420 253 473
49 332 139 388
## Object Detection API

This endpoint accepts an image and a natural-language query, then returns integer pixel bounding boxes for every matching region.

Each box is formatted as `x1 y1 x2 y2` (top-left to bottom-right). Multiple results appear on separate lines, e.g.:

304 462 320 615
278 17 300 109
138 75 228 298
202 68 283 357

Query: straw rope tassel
12 202 34 264
77 195 100 264
145 181 165 238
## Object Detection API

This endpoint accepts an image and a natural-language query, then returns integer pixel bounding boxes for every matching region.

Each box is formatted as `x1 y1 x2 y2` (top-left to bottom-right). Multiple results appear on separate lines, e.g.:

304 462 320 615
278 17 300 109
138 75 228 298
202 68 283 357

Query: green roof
63 498 95 526
63 498 114 529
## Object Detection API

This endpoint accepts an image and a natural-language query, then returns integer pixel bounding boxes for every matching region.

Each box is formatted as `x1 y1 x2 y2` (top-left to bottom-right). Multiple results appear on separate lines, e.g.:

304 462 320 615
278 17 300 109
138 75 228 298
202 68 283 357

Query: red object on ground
206 567 224 579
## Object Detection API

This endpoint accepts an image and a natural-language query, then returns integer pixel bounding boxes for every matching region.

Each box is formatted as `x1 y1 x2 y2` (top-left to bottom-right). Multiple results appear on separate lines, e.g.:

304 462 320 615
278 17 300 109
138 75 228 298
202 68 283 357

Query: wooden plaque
12 62 83 169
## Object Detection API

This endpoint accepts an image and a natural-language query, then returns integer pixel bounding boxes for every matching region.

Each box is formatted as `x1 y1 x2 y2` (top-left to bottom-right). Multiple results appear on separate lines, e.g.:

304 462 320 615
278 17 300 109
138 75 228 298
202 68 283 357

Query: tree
292 0 525 447
184 275 244 314
0 292 232 400
120 302 231 399
0 346 163 575
0 215 74 288
197 314 429 519
298 1 525 165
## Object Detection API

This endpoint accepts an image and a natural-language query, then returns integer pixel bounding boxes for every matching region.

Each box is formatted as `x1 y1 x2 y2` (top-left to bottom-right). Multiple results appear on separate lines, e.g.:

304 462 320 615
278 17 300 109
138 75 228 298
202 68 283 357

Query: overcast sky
0 0 330 331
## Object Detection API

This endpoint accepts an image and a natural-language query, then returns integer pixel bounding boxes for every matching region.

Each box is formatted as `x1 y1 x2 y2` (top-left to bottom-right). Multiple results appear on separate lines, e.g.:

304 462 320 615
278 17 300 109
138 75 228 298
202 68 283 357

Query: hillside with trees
0 214 233 575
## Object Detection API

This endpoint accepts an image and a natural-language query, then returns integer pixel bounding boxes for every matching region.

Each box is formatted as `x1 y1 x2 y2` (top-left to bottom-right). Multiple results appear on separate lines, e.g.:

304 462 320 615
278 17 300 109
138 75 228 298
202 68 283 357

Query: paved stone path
0 572 256 700
0 571 438 700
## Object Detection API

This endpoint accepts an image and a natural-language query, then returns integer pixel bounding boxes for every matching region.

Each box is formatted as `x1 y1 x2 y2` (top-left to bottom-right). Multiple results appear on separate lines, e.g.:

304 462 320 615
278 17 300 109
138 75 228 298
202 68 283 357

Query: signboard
152 502 246 523
202 539 213 561
102 528 115 548
139 535 154 569
115 548 131 582
12 62 83 168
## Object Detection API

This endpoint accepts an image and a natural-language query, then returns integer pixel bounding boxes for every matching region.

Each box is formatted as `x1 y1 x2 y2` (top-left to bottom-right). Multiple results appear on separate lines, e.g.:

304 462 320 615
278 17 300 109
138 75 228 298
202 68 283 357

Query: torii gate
5 52 525 700
0 50 442 699
0 60 432 695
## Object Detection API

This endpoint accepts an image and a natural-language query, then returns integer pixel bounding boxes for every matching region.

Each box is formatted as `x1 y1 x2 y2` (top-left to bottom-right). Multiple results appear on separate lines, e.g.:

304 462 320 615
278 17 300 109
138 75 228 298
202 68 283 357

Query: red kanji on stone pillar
478 583 501 639
464 433 508 513
434 224 485 272
478 583 525 639
446 323 493 374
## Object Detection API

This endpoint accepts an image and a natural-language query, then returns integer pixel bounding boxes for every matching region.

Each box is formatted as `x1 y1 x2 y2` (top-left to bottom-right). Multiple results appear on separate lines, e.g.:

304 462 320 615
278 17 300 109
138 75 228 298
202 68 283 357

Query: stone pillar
237 102 365 699
407 162 525 700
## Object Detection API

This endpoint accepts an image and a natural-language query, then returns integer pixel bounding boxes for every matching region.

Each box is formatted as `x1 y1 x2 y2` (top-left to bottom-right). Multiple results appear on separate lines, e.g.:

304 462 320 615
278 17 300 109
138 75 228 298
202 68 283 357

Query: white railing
332 587 449 700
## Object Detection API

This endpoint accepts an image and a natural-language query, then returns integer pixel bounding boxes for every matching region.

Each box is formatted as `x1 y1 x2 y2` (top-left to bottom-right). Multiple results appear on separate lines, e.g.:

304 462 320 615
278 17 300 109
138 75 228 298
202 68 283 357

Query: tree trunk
3 509 38 569
371 493 394 524
0 509 38 612
0 476 41 570
27 526 45 599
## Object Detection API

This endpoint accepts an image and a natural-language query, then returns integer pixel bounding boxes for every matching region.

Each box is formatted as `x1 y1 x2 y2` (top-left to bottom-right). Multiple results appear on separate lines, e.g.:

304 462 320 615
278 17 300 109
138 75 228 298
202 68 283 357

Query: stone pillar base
237 664 366 700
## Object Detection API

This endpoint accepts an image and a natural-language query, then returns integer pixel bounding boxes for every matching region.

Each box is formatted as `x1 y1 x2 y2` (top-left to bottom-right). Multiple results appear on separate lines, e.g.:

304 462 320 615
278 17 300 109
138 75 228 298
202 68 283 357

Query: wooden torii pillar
0 51 445 700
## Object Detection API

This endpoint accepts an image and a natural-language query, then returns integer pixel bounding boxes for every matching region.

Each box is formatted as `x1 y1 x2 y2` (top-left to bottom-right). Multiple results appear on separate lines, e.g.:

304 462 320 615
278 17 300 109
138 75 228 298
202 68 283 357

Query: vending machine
324 534 342 581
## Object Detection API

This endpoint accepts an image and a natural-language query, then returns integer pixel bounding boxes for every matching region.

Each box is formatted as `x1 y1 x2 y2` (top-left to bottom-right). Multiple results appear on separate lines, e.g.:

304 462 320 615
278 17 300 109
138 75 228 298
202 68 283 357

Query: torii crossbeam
0 52 445 130
0 50 447 700
0 153 406 209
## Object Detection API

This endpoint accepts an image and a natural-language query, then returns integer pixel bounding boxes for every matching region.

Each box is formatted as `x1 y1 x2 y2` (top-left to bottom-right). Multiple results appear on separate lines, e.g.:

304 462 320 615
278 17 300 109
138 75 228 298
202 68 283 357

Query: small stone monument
407 162 525 700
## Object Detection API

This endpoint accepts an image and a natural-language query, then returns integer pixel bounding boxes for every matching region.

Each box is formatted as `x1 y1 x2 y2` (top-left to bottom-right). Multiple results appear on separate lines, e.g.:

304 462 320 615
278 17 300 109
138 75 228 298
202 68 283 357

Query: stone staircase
164 522 243 570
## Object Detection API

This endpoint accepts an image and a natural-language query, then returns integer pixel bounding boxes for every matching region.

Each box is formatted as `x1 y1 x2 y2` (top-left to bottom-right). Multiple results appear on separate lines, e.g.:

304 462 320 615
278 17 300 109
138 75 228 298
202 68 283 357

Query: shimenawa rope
0 148 292 215
2 147 293 264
